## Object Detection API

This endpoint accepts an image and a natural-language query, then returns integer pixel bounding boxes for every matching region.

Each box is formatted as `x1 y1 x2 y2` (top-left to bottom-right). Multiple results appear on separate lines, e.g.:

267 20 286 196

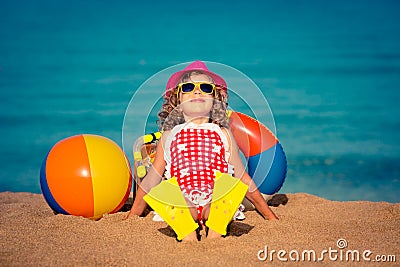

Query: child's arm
126 132 168 218
239 173 278 220
223 129 278 220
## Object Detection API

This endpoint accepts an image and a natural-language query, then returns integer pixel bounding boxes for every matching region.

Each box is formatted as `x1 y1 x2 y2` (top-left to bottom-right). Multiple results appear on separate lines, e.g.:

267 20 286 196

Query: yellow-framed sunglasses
177 82 216 95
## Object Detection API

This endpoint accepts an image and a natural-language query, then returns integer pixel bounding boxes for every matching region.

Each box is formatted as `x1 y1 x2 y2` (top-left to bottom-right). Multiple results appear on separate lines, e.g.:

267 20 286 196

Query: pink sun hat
165 60 227 96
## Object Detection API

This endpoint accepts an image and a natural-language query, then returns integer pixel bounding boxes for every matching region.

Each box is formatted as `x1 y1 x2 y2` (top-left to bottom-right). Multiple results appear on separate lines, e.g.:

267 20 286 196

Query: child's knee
188 206 197 221
201 204 211 221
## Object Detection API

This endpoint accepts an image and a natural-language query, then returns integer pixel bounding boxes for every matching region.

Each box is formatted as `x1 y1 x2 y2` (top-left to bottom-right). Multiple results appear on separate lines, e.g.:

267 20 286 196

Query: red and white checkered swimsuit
165 123 233 222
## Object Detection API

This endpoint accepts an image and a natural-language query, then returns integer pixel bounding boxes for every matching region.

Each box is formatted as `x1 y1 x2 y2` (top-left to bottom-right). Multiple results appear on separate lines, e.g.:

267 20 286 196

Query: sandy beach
1 191 398 266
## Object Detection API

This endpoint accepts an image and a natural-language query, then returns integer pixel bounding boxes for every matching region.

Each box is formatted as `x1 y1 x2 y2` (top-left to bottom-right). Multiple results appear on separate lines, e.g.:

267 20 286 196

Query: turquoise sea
1 0 399 202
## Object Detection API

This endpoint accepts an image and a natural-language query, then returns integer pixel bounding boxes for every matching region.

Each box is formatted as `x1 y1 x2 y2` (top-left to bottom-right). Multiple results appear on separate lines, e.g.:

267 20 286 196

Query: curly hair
157 71 229 131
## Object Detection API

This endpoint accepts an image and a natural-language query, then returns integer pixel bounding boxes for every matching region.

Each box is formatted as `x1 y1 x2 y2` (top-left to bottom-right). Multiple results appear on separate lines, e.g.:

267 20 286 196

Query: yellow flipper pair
143 172 248 240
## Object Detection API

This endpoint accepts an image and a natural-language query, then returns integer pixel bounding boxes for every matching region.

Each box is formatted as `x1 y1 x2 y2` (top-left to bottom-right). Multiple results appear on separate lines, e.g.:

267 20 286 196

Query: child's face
179 74 214 121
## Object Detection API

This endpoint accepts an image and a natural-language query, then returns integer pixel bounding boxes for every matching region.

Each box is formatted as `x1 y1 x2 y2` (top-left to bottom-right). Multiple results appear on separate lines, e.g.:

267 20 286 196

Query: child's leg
143 178 199 241
205 172 248 237
182 199 200 241
201 204 222 239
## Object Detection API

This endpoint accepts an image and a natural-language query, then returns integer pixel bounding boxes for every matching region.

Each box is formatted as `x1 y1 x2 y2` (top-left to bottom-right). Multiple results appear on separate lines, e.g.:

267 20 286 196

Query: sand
1 192 399 266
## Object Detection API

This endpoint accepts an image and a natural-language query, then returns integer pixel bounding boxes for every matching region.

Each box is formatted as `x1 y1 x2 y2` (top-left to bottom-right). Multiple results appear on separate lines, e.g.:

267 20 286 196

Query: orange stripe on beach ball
45 135 94 217
229 111 278 157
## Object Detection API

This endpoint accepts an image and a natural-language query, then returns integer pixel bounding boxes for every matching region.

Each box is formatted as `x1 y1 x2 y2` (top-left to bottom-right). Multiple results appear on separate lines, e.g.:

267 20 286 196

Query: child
126 60 278 241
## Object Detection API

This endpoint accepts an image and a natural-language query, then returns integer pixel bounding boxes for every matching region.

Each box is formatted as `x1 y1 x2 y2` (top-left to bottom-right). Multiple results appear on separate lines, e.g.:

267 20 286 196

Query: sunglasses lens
181 83 195 92
200 83 214 94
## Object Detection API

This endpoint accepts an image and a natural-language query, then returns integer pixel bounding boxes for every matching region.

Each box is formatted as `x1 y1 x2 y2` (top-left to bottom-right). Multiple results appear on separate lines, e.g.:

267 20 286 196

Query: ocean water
1 0 399 202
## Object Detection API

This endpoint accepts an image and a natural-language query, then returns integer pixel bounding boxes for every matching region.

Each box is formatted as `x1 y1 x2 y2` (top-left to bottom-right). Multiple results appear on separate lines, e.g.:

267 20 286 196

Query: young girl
126 61 278 241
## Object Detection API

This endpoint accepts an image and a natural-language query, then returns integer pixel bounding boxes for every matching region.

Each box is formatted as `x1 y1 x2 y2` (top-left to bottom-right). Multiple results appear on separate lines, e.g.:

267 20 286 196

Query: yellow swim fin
205 171 248 236
143 177 199 241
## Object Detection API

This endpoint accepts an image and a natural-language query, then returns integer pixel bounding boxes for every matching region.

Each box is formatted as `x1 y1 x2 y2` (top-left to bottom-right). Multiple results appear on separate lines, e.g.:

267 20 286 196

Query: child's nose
193 86 202 94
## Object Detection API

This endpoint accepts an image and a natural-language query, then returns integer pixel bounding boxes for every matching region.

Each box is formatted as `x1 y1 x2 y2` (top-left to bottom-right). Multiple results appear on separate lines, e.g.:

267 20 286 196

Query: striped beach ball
40 134 132 220
229 111 287 195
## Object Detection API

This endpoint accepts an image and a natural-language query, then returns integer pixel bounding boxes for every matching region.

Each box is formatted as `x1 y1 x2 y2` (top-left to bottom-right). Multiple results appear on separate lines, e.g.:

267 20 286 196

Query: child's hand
263 209 279 220
123 212 137 220
266 214 279 220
